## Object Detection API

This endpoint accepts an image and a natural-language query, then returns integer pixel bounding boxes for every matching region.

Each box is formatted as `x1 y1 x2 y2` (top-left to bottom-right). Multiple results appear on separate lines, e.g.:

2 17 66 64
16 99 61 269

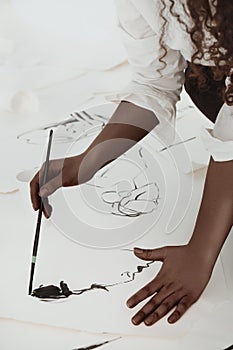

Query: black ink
61 281 73 297
32 281 72 299
73 337 121 350
17 109 108 145
31 259 155 301
73 283 110 295
223 345 233 350
31 281 118 301
86 147 160 217
102 182 160 217
121 261 155 283
159 136 196 152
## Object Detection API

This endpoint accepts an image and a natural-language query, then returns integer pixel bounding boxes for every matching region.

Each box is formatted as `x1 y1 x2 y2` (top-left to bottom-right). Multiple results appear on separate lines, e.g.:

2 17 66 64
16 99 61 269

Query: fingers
130 284 178 326
133 247 167 262
39 175 62 197
167 295 195 324
143 290 184 326
30 172 41 211
30 161 62 216
127 277 163 309
41 197 53 219
30 163 46 211
30 173 52 218
39 175 62 218
131 292 195 327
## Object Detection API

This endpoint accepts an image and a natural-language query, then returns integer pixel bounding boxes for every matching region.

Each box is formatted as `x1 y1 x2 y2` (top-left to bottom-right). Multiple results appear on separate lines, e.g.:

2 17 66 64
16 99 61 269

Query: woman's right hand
30 153 92 218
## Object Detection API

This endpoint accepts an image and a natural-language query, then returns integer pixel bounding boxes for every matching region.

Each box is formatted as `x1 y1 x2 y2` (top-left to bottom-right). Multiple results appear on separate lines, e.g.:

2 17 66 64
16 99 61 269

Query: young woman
30 0 233 327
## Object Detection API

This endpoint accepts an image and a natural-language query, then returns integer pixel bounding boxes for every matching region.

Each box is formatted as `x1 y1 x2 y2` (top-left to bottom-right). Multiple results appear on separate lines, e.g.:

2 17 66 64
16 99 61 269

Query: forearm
188 157 233 266
78 101 159 181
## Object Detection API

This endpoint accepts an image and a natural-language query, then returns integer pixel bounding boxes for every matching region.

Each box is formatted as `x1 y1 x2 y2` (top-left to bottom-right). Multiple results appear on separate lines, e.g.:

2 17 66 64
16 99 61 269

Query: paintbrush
28 129 53 295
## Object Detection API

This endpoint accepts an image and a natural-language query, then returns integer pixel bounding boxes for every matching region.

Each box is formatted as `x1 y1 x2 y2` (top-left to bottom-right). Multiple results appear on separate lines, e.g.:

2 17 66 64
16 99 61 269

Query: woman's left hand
126 244 214 326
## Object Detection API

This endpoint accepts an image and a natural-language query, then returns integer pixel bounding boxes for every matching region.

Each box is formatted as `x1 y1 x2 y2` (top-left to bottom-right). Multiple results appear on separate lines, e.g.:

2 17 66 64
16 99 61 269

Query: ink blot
73 337 121 350
31 281 72 299
31 281 113 301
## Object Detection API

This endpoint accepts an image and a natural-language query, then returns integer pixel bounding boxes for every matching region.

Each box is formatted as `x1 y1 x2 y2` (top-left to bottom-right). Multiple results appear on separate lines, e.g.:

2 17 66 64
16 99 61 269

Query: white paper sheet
0 318 187 350
0 102 230 340
179 301 233 349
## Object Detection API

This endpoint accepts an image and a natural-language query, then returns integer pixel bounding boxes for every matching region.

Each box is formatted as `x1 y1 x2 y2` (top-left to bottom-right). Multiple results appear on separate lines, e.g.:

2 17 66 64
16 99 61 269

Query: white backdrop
0 0 127 111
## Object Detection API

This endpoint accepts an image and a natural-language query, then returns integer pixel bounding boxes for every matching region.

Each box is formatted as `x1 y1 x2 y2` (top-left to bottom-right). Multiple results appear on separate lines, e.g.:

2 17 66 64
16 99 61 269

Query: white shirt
105 0 233 162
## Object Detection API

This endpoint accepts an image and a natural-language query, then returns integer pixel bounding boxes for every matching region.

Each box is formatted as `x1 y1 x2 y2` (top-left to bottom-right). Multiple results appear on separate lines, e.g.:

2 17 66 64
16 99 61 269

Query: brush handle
28 130 53 295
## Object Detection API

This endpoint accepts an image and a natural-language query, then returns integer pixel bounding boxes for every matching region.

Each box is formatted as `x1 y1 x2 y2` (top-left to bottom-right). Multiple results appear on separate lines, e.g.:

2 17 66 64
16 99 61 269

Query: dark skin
30 101 233 325
30 101 158 217
127 158 233 325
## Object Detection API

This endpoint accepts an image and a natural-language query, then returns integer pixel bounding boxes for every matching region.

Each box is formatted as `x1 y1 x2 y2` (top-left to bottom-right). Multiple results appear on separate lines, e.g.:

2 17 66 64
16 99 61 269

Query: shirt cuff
200 126 233 162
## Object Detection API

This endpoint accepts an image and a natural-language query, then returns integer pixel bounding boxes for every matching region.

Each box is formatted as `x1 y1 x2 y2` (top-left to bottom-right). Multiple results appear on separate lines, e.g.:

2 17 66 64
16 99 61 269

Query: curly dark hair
159 0 233 105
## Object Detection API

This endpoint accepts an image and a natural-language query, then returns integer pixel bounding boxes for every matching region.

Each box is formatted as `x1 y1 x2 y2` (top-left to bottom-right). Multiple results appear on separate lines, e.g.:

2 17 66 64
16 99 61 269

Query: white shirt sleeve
200 70 233 162
104 0 187 146
200 103 233 162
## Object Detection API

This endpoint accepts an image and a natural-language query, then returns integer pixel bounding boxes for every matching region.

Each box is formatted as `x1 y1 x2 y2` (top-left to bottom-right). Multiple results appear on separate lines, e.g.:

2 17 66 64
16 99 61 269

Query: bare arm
78 101 159 182
188 157 233 266
126 157 233 326
30 101 159 215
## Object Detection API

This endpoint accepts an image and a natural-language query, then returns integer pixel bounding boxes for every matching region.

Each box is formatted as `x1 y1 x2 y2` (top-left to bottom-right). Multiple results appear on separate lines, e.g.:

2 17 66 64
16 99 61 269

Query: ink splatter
31 260 155 301
73 337 121 350
121 261 155 283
